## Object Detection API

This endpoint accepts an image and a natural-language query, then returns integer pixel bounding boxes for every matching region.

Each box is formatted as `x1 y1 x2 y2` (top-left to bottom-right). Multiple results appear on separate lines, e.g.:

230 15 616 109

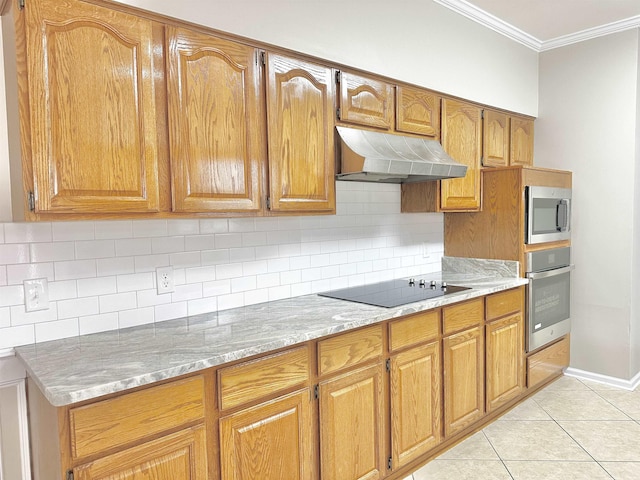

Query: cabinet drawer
389 310 440 352
218 346 309 411
70 375 205 459
486 287 523 321
318 325 383 376
443 298 483 335
527 336 570 388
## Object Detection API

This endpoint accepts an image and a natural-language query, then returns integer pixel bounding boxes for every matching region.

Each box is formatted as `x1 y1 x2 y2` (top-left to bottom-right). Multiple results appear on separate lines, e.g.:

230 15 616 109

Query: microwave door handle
557 199 570 232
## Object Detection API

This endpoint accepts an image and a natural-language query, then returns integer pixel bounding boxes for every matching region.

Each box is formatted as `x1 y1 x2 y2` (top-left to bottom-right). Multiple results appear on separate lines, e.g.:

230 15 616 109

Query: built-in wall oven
525 247 574 352
525 186 572 244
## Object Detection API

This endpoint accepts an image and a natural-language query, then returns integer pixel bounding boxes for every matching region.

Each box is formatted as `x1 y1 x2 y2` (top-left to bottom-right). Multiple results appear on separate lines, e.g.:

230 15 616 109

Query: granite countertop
15 257 528 407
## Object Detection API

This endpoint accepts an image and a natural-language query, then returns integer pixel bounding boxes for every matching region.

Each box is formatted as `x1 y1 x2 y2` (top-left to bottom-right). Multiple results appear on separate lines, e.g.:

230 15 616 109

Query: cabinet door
486 313 524 412
220 389 315 480
319 364 385 480
25 0 163 213
390 342 441 469
440 99 482 211
73 425 207 480
338 71 393 130
483 110 510 167
510 117 534 166
396 86 440 137
166 27 265 213
443 326 484 437
265 54 335 213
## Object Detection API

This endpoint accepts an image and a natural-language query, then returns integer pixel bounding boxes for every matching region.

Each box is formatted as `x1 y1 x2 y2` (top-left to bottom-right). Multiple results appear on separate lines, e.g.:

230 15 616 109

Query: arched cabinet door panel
25 0 163 213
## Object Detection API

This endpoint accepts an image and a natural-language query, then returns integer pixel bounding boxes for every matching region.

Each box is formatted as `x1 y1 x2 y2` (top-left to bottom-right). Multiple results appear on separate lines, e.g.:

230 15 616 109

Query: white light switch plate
24 278 49 312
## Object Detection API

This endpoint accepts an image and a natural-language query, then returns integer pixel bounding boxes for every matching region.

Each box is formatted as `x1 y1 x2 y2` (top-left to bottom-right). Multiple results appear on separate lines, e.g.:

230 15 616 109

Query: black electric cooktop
318 278 470 308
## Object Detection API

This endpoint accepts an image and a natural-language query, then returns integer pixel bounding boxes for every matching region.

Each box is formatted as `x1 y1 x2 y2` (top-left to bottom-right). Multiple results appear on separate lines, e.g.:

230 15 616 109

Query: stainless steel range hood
336 126 467 183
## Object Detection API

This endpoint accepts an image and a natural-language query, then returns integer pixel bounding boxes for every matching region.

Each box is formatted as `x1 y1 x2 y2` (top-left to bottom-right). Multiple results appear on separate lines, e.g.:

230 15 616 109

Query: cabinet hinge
18 0 25 9
27 191 35 211
481 109 484 119
314 384 319 400
385 358 391 373
66 470 74 480
265 196 271 210
388 456 392 470
335 70 341 84
260 51 266 66
336 107 341 120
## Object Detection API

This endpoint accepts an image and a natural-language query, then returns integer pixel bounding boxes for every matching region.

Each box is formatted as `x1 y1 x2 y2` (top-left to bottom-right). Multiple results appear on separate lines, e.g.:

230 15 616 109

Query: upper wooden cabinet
337 70 394 130
483 110 510 167
265 54 336 213
510 116 534 166
23 0 164 215
440 99 483 211
166 27 265 213
396 85 441 138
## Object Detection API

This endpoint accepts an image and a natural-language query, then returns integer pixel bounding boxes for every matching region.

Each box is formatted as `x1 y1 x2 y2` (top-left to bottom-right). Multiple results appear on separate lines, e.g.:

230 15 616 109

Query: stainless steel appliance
318 278 469 308
525 186 571 244
525 247 573 352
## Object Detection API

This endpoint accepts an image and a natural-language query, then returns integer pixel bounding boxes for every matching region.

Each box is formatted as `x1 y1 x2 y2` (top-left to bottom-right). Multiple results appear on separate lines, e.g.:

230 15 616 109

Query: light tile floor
404 376 640 480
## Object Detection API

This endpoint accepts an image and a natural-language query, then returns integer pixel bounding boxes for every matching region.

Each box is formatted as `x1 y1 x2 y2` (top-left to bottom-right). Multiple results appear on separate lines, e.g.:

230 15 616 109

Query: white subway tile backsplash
116 272 153 293
119 307 154 329
48 280 77 301
199 219 228 234
58 297 99 319
0 325 34 349
167 219 200 236
99 292 137 313
55 259 97 281
0 286 25 307
202 279 231 297
154 302 187 322
0 307 9 328
4 223 52 243
75 240 115 260
115 238 152 257
10 303 58 326
171 284 203 302
0 183 445 348
94 220 133 240
79 312 119 335
132 220 167 238
7 263 55 285
35 318 79 342
97 256 135 276
214 233 242 249
187 297 217 316
30 242 75 262
0 244 29 265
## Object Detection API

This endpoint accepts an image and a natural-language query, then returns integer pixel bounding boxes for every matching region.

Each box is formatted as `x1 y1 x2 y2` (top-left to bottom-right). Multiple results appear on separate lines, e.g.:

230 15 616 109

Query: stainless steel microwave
525 186 572 244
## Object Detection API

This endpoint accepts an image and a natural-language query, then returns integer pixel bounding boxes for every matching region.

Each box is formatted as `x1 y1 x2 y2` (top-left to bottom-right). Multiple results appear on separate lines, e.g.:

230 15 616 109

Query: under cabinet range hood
335 126 467 183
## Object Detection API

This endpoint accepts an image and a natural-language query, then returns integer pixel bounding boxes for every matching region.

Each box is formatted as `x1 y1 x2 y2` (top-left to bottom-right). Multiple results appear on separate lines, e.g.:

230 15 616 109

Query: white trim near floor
565 367 640 391
0 379 31 480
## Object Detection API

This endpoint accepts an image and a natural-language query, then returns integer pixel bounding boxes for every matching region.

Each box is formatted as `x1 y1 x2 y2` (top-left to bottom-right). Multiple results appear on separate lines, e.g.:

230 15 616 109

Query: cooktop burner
318 278 470 308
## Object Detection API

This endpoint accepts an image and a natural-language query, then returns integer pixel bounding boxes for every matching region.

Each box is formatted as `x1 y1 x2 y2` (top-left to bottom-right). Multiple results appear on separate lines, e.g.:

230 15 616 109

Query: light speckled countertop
16 258 527 407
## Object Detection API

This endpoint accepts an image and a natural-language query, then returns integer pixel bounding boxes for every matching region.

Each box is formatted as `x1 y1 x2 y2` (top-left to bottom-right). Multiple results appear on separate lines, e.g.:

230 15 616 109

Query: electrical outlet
156 266 175 294
24 278 49 312
422 242 430 259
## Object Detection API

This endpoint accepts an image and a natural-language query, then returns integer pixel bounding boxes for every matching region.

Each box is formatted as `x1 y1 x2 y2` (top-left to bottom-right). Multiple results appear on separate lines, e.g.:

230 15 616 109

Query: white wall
113 0 539 116
631 31 640 376
536 30 640 379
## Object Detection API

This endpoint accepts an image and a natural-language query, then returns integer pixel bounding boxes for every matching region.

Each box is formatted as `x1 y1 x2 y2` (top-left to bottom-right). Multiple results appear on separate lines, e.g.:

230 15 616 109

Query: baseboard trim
0 349 14 359
565 367 640 391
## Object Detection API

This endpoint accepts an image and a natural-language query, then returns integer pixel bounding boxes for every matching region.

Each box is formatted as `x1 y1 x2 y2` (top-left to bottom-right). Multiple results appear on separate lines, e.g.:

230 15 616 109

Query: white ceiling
434 0 640 51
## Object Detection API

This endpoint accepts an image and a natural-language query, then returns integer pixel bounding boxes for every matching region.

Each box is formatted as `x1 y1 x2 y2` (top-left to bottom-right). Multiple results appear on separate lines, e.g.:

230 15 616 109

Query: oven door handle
526 265 574 280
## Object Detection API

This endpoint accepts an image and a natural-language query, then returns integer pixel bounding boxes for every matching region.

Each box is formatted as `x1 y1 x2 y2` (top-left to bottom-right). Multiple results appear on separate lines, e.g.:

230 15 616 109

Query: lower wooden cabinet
443 326 484 437
486 312 525 412
219 389 315 480
72 425 208 480
390 342 441 469
319 363 386 480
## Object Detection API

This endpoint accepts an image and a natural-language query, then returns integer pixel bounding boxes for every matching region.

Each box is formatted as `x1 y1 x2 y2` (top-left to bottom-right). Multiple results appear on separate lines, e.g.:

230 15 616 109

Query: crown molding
433 0 640 53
